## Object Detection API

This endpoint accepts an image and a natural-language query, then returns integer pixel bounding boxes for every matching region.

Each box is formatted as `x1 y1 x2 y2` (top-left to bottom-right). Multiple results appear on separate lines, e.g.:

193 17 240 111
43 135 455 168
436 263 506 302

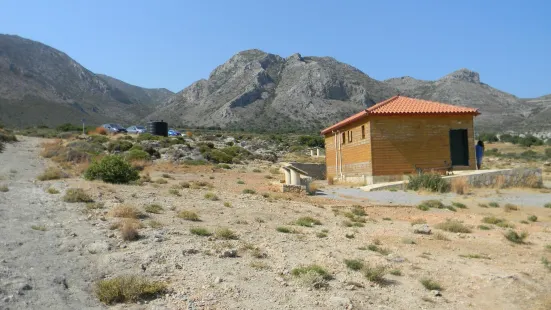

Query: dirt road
0 137 104 309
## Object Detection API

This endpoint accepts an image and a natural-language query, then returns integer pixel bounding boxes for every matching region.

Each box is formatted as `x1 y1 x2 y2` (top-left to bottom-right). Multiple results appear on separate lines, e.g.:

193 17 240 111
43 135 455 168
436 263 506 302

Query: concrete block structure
321 96 480 185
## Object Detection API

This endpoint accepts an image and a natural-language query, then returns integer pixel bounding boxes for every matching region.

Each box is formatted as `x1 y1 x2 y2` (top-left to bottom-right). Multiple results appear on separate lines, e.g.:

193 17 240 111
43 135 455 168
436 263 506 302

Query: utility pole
82 119 85 135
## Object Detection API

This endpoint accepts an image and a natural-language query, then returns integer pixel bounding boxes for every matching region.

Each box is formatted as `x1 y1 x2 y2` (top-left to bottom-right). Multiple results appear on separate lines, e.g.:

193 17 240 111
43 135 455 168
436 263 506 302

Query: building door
449 129 469 166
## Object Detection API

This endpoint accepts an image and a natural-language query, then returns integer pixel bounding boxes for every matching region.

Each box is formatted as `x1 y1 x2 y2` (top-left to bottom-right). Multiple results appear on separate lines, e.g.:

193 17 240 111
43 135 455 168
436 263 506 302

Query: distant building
321 96 480 184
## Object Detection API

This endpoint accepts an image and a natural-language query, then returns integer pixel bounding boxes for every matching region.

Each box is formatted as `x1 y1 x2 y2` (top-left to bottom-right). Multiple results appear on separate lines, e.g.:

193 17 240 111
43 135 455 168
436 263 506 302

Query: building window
341 132 346 145
361 125 365 139
348 131 352 143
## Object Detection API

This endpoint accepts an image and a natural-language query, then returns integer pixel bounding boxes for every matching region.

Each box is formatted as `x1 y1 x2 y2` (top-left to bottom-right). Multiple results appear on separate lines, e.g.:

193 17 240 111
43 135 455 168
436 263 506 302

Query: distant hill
0 34 173 127
0 34 549 134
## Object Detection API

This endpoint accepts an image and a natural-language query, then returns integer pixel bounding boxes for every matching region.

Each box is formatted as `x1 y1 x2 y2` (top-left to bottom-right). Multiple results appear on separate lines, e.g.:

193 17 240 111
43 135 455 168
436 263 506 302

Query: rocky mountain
150 50 397 132
384 69 535 132
0 34 172 127
153 50 549 133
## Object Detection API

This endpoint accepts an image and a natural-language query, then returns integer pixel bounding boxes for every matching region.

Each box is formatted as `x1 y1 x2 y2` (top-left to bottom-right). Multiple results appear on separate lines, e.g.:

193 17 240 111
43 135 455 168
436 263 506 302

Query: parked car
101 124 127 133
168 129 182 136
127 125 146 134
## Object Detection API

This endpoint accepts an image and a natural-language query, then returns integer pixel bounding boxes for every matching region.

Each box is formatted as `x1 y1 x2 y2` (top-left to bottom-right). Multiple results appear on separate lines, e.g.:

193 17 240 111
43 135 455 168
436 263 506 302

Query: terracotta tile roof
321 96 479 134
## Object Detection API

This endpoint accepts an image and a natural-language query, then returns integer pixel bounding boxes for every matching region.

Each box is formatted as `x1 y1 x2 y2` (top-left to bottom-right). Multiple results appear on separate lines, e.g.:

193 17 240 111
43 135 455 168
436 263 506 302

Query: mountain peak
441 68 480 83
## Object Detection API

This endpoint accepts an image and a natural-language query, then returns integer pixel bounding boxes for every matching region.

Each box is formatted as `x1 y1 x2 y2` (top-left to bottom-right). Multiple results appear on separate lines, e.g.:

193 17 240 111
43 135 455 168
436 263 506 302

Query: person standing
475 140 485 169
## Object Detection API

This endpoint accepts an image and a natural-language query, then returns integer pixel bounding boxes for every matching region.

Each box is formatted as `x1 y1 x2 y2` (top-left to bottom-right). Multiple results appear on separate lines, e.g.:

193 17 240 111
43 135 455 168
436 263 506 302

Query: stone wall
456 168 543 188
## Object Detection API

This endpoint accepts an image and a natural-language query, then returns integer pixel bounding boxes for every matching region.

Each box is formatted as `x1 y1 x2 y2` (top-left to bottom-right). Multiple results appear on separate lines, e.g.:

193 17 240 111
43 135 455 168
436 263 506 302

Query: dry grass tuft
119 219 140 241
110 205 141 219
435 219 471 233
63 188 94 203
177 210 200 221
420 278 442 290
450 178 469 194
47 187 60 194
215 228 238 240
37 167 68 181
144 204 163 214
504 230 528 244
504 204 519 212
95 275 166 304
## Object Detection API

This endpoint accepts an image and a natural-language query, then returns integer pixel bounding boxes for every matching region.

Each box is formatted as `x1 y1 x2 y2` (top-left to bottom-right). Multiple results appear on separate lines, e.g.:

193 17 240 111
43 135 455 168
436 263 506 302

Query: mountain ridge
0 35 549 134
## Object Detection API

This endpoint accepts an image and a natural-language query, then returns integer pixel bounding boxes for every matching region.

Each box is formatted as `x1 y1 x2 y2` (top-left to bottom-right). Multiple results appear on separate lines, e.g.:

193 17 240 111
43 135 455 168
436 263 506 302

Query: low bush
420 278 442 290
407 173 450 193
107 140 133 153
276 226 297 233
295 217 322 227
544 203 551 209
95 275 166 304
0 185 9 192
435 219 471 233
482 216 514 228
204 192 219 201
351 205 366 216
63 188 93 203
452 202 467 209
242 188 256 194
144 204 163 214
291 265 331 280
89 135 109 144
504 204 519 212
417 200 444 211
84 155 139 184
178 210 200 221
504 230 528 244
344 259 364 271
37 167 68 181
488 202 500 208
528 215 538 222
363 265 387 283
190 227 211 236
215 228 238 240
110 205 141 219
120 220 140 241
47 187 60 194
125 149 150 161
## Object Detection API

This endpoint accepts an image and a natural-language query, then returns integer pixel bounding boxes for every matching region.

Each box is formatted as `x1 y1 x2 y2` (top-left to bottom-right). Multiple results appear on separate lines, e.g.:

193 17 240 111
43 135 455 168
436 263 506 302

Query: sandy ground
1 137 551 309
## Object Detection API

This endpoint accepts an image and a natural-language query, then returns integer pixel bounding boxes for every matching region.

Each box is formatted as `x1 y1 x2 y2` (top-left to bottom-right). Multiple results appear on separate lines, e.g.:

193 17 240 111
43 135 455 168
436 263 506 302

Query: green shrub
84 155 139 184
295 217 322 227
204 192 219 201
291 265 331 280
344 259 364 271
0 185 8 192
89 135 109 144
488 202 500 208
528 215 538 222
47 187 60 194
276 226 296 233
504 203 519 212
407 174 450 193
95 275 166 304
420 278 442 290
107 140 133 153
190 227 211 236
351 205 366 216
504 230 528 244
363 265 387 283
478 225 491 230
544 203 551 208
56 123 81 132
452 202 467 209
482 216 514 228
242 189 256 194
125 149 150 161
417 199 444 211
63 188 94 203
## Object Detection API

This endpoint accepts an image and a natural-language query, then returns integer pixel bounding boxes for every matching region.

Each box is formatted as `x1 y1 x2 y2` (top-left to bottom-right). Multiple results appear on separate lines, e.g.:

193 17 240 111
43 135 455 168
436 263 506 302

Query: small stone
432 290 442 297
183 249 199 255
328 296 352 308
219 249 238 258
275 277 285 283
413 224 431 235
214 277 222 284
3 295 13 302
175 263 183 270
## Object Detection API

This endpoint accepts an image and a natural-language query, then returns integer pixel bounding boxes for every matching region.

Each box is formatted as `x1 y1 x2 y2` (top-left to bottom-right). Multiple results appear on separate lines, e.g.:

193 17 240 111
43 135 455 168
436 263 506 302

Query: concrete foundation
282 184 305 193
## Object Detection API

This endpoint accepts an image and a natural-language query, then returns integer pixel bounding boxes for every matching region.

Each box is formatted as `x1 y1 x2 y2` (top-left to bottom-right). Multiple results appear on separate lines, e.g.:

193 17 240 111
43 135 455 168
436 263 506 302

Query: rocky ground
1 137 551 309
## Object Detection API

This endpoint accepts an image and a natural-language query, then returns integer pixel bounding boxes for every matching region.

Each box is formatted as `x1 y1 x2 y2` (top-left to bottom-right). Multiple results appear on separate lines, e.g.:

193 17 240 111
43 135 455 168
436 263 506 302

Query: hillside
0 34 172 127
153 51 549 133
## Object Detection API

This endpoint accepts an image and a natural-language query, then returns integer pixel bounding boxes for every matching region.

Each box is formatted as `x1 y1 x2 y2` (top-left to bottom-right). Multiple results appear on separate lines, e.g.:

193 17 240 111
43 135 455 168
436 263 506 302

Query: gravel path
0 137 104 310
320 186 551 207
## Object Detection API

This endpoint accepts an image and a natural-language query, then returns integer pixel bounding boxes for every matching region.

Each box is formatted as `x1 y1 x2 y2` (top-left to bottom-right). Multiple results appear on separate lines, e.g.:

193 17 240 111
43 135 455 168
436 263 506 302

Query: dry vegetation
24 134 551 309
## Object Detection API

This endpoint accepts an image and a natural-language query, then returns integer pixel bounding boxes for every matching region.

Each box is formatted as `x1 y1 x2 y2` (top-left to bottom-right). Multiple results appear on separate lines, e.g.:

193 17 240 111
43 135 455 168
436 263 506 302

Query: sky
2 0 550 98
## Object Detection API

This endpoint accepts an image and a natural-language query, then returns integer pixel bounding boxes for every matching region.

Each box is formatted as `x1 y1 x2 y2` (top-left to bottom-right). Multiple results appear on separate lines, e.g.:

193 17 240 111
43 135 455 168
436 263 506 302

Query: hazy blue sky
2 0 549 97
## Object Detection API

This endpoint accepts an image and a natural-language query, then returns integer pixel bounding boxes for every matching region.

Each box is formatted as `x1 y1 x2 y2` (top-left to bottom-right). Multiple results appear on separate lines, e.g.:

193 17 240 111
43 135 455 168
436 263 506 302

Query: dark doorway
449 129 469 166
